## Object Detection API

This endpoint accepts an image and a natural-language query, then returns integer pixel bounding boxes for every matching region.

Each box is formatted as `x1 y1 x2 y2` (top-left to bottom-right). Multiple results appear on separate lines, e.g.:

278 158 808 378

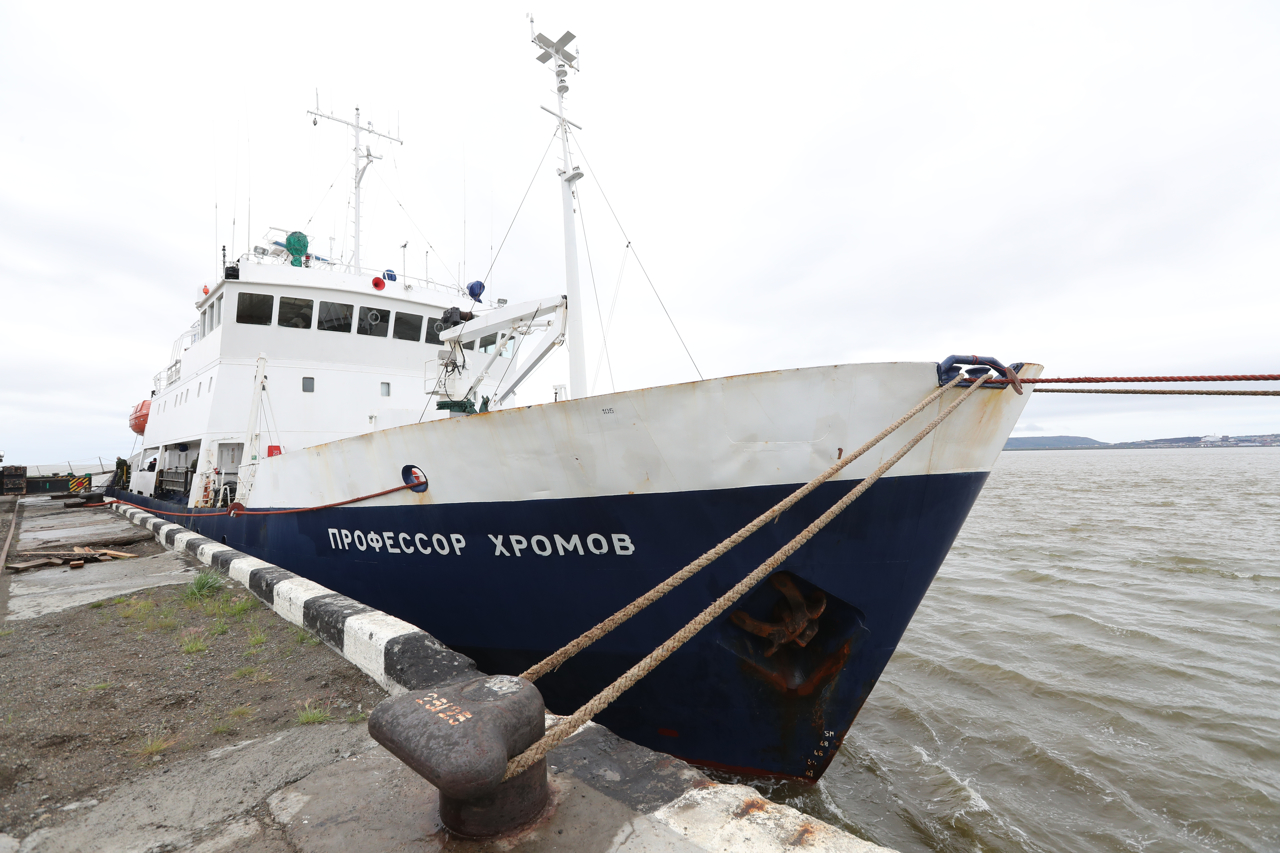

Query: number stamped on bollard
416 692 474 726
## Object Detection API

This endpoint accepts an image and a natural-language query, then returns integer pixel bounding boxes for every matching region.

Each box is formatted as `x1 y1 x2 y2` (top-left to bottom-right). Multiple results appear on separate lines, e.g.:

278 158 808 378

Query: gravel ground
0 567 387 841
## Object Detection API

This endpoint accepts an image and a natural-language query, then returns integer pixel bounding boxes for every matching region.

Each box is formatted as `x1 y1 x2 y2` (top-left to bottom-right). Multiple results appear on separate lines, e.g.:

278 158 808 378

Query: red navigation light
372 277 386 291
202 285 209 295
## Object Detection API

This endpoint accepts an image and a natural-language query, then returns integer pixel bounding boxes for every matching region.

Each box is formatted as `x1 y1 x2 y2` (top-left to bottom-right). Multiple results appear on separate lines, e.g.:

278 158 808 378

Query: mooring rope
105 482 417 518
989 374 1280 385
502 373 992 780
1033 388 1280 396
519 371 971 684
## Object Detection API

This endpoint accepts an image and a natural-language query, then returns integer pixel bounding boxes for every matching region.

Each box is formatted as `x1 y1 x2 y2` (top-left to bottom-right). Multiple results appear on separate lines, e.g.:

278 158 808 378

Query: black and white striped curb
108 503 477 695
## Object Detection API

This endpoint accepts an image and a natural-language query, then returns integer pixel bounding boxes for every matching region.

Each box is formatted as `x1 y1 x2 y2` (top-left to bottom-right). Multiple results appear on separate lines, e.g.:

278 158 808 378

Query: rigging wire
479 128 559 285
592 246 629 393
368 164 462 287
262 387 281 452
304 153 357 231
568 140 615 394
568 130 703 381
492 325 530 402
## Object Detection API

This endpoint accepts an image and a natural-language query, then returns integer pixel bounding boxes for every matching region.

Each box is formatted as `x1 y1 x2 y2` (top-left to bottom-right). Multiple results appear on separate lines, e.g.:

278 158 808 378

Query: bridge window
302 377 315 393
318 301 354 333
480 333 511 356
236 292 273 325
393 312 423 341
278 297 314 329
358 306 389 337
425 316 442 345
381 382 391 397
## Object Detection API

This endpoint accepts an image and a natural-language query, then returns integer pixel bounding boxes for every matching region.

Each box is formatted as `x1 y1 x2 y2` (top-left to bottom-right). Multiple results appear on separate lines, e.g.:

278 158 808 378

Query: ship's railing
157 467 193 496
153 360 181 393
235 253 469 299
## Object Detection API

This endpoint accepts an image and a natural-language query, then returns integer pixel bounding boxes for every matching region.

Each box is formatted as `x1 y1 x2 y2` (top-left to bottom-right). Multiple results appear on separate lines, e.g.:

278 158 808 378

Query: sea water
764 448 1280 853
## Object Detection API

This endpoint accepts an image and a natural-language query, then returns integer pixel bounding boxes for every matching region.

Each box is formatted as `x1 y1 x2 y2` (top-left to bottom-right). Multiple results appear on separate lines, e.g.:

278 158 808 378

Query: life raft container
128 399 151 436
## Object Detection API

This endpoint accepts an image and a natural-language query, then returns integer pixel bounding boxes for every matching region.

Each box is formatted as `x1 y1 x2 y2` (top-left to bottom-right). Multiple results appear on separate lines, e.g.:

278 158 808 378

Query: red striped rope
106 482 416 519
988 374 1280 384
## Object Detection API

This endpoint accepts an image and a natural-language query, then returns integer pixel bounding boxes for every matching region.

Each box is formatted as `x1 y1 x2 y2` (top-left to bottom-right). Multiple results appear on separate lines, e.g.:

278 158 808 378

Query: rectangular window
302 377 315 393
200 309 208 337
393 311 423 341
380 382 391 397
214 294 223 327
278 296 314 329
357 306 389 337
424 316 442 345
318 301 354 333
480 333 510 356
197 381 202 397
236 292 274 325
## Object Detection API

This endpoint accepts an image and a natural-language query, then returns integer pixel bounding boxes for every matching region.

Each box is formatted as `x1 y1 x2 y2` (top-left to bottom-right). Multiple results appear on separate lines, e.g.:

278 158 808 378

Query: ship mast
532 22 588 399
308 96 403 273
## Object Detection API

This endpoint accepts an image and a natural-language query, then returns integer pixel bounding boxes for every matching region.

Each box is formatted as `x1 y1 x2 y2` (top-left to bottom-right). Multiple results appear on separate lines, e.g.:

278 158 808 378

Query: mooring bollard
368 674 548 837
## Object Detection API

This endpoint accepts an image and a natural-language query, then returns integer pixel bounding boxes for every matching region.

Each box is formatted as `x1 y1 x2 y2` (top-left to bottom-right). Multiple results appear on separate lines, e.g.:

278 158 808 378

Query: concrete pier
0 497 897 853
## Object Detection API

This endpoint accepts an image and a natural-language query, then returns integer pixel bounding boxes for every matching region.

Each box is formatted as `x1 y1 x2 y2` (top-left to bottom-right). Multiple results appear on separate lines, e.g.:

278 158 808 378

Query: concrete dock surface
1 497 896 853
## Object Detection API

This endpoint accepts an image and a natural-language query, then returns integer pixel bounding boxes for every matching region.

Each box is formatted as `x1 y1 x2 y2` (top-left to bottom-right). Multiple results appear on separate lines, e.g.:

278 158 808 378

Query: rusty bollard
368 675 548 837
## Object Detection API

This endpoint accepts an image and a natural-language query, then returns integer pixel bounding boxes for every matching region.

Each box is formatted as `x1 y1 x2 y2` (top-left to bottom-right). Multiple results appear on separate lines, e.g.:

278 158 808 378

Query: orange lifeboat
129 400 151 436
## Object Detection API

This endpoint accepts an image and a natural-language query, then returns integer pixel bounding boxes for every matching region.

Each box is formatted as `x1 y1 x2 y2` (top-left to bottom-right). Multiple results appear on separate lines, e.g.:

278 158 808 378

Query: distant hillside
1004 436 1109 450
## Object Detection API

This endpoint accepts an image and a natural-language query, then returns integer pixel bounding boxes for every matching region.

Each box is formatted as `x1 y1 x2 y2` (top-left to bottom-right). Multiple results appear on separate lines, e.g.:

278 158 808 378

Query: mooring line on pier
502 373 993 781
518 371 972 684
106 482 418 519
988 373 1280 385
1032 388 1280 396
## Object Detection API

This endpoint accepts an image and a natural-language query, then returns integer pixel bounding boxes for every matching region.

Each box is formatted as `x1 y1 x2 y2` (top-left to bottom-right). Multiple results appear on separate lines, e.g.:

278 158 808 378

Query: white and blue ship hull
118 360 1039 780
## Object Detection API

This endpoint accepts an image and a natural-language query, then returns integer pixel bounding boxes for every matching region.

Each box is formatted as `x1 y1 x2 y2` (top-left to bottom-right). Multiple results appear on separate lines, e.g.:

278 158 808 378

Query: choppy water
754 449 1280 853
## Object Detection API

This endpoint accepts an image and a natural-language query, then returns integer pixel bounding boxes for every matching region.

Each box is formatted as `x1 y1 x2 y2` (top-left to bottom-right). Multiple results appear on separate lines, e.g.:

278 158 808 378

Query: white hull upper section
248 361 1042 509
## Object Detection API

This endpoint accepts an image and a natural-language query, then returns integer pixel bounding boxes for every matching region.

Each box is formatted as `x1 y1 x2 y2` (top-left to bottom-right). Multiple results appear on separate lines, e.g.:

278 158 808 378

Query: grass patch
179 628 208 654
184 571 225 602
136 734 178 758
88 600 107 609
210 620 230 636
0 628 13 638
86 682 112 691
229 704 255 719
293 627 321 647
346 710 369 724
296 700 333 726
111 596 129 605
247 626 268 648
228 597 259 620
118 599 155 620
232 666 257 679
211 723 237 735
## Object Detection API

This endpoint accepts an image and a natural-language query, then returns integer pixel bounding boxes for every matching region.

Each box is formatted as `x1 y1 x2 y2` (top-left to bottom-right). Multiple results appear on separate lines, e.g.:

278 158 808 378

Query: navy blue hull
113 471 988 780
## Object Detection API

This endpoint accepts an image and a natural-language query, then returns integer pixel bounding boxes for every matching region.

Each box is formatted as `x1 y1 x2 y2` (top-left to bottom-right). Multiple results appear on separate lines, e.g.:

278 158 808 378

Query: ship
108 25 1040 781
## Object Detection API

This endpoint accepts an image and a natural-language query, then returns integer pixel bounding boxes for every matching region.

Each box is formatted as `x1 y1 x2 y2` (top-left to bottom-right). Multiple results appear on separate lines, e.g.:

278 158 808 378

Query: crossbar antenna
309 95 403 273
531 18 588 399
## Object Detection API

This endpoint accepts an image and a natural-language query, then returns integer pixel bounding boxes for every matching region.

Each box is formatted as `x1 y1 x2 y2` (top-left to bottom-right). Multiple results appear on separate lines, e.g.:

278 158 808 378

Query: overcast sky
2 1 1278 466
